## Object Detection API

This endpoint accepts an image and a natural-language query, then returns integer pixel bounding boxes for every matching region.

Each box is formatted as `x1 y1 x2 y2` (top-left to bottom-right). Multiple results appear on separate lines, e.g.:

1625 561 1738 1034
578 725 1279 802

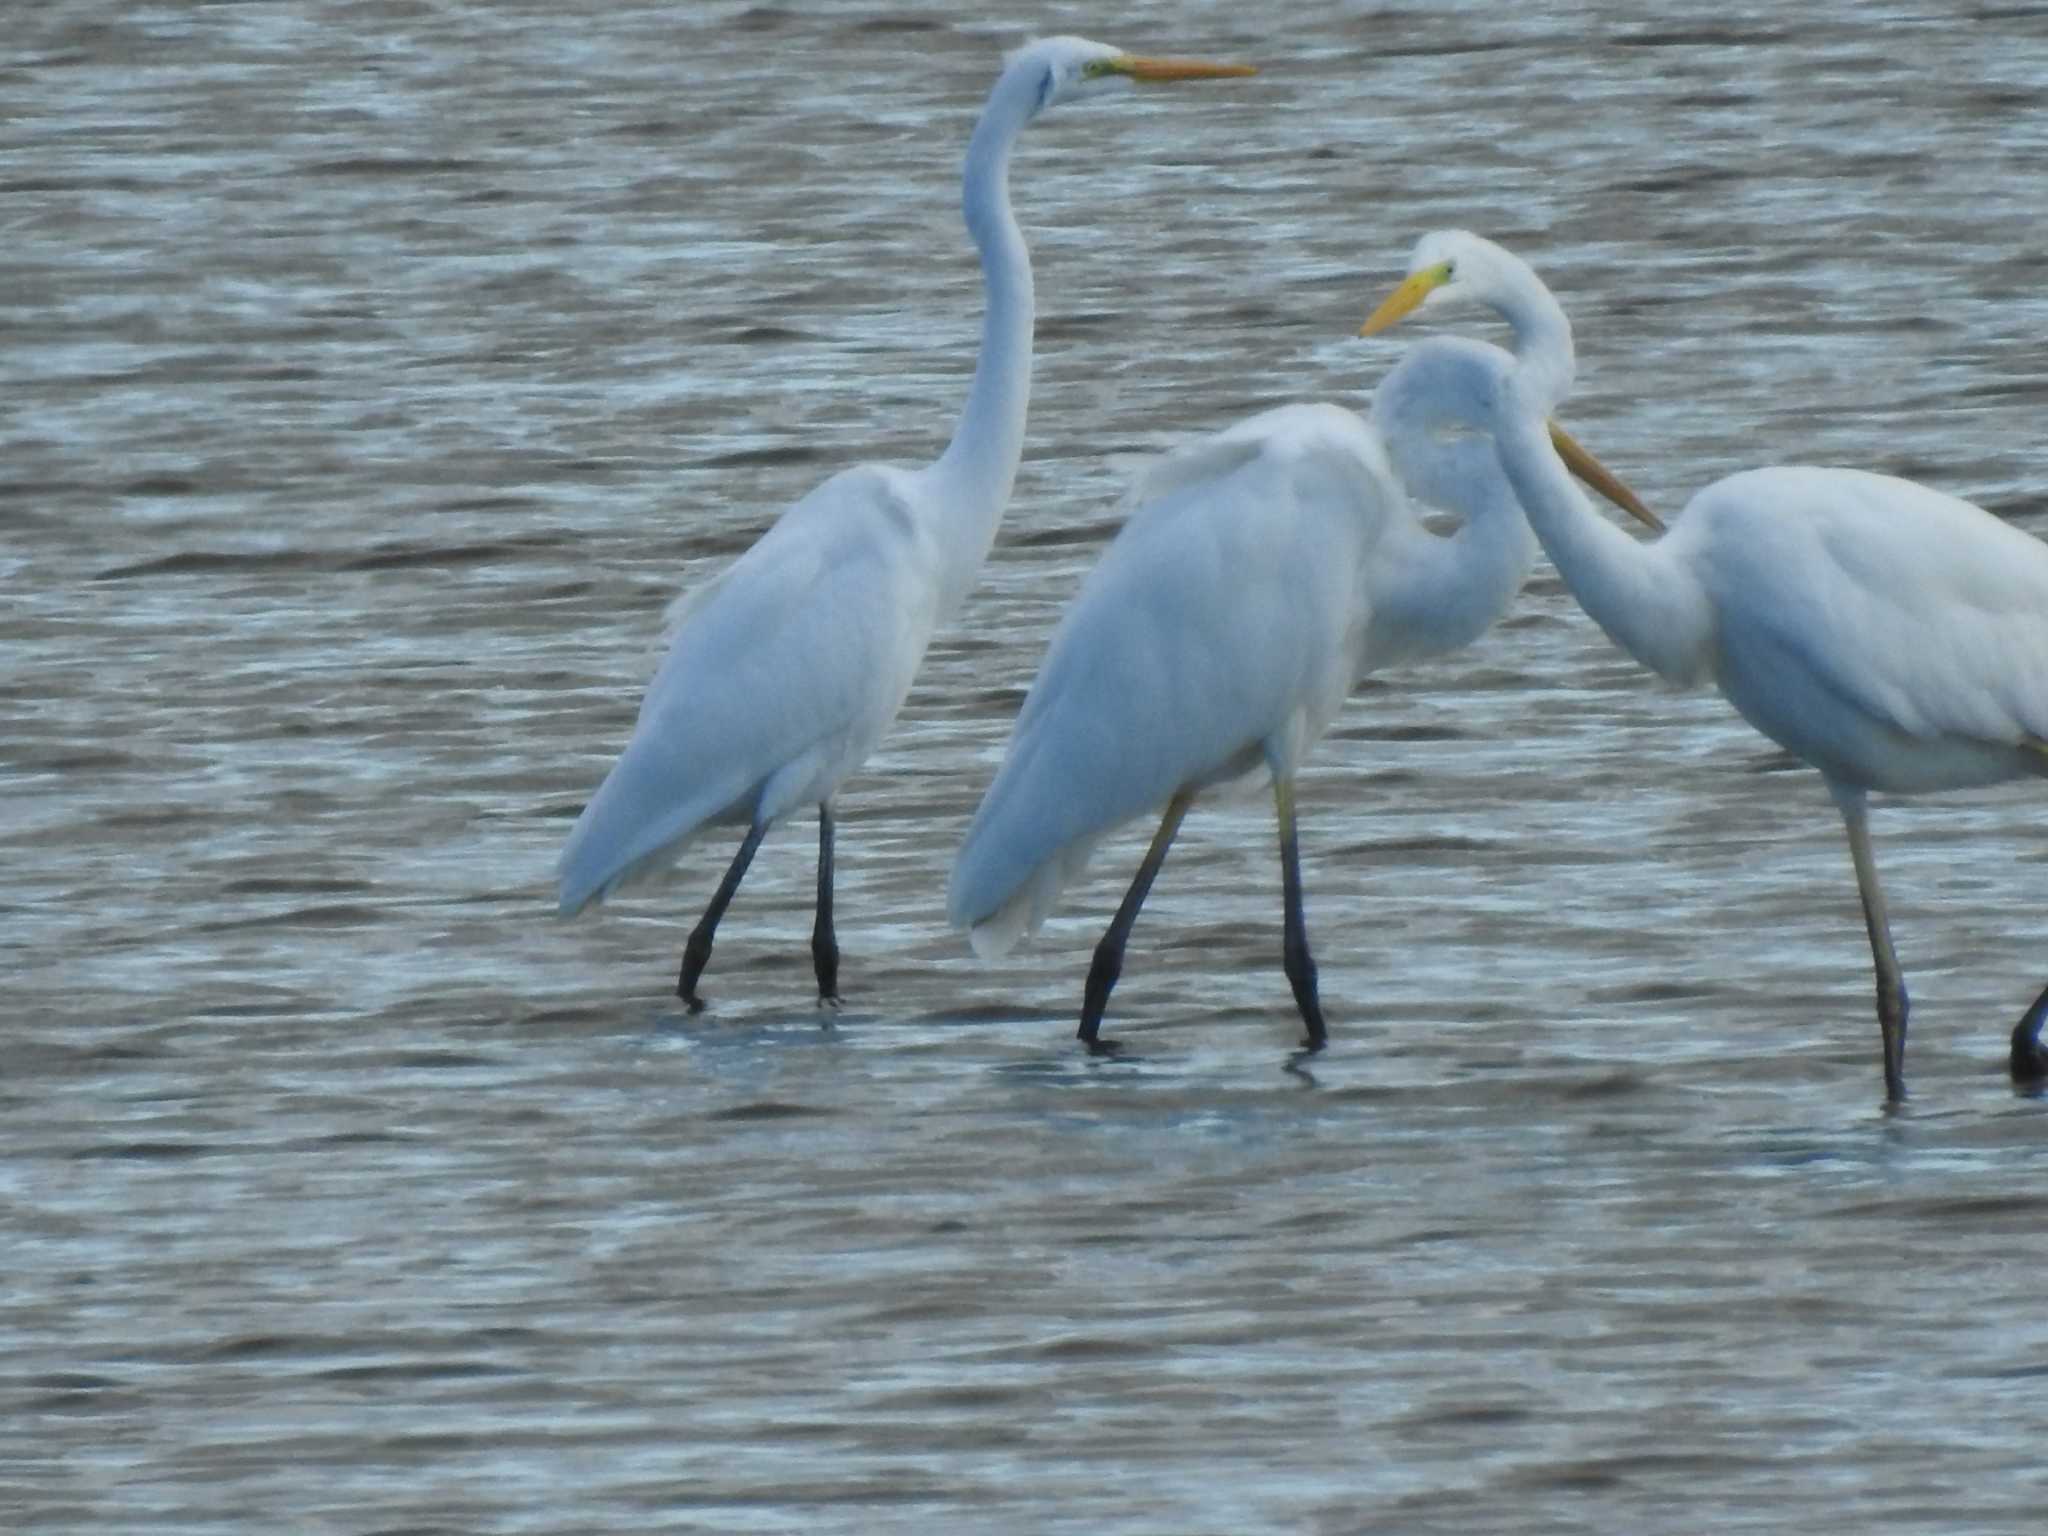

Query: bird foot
2010 1024 2048 1087
817 992 844 1012
2009 983 2048 1087
1081 1035 1125 1058
682 993 708 1015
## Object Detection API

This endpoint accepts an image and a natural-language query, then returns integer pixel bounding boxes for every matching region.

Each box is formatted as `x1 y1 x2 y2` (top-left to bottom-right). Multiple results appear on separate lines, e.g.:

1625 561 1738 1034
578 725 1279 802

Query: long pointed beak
1547 421 1663 532
1116 56 1258 82
1359 264 1453 337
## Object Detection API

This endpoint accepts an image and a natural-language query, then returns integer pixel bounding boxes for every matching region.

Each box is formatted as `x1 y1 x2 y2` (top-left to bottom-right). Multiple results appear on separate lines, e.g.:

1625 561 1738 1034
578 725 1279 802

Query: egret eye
1081 58 1116 79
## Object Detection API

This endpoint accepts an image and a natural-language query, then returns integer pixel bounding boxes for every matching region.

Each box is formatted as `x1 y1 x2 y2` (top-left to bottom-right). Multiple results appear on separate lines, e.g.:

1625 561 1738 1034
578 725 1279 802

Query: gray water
7 2 2048 1530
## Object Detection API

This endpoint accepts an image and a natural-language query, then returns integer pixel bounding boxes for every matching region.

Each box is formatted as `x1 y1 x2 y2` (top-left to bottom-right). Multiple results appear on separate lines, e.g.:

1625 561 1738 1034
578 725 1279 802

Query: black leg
1275 778 1328 1052
1078 789 1195 1054
2011 981 2048 1085
812 801 841 1007
677 821 768 1012
1837 789 1909 1103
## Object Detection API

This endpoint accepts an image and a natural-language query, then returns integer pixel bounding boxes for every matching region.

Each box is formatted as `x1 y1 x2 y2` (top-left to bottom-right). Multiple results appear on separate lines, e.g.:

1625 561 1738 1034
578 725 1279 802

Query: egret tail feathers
965 885 1035 960
556 812 707 916
954 832 1104 960
556 757 756 917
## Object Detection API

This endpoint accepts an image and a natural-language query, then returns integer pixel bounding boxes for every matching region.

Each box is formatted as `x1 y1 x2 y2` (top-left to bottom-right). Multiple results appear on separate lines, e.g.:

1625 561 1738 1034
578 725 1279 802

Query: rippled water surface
8 2 2048 1530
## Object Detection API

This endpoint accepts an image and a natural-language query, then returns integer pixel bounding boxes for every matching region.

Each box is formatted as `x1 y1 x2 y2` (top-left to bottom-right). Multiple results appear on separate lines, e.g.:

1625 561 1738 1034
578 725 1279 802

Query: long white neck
923 63 1040 617
1491 367 1715 686
1374 261 1569 658
1366 349 1538 666
1492 265 1574 412
1373 436 1539 666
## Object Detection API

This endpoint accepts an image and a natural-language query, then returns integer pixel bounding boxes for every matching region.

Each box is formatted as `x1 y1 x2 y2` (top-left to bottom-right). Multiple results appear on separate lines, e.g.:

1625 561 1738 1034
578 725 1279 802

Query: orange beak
1547 421 1664 532
1116 56 1258 81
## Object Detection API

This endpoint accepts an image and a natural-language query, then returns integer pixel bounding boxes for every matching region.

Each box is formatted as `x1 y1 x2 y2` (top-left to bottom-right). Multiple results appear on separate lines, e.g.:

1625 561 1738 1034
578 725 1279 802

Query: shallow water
7 2 2048 1531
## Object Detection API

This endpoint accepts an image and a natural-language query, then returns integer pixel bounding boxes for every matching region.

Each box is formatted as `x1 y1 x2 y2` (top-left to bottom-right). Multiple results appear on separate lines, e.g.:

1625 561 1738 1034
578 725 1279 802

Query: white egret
1364 229 2048 1101
556 39 1253 1009
947 320 1659 1054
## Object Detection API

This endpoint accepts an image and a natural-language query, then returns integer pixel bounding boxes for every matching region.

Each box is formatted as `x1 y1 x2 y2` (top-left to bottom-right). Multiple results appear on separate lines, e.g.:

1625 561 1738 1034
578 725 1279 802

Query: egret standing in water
556 39 1254 1009
947 308 1657 1054
1364 229 2048 1101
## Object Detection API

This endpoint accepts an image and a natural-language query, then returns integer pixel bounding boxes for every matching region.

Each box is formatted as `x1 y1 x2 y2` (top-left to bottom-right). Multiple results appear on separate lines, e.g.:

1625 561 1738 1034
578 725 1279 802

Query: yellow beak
1359 263 1454 337
1547 421 1663 532
1114 56 1259 81
1359 260 1659 531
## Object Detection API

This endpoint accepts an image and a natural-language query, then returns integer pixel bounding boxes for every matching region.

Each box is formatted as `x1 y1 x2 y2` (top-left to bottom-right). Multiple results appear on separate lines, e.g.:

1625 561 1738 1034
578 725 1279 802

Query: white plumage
556 38 1253 1009
948 320 1656 1052
1674 466 2048 789
1367 228 2048 1099
948 405 1393 958
558 466 936 913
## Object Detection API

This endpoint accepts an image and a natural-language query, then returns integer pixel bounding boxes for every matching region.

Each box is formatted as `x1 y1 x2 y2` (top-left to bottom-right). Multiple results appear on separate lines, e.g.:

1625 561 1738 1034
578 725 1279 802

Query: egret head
1360 240 1663 532
1006 36 1256 115
1358 231 1535 337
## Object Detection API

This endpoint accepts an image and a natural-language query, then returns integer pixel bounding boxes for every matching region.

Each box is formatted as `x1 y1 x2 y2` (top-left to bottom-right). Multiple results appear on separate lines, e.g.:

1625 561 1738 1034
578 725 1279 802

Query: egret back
948 407 1394 949
1689 466 2048 791
558 466 939 914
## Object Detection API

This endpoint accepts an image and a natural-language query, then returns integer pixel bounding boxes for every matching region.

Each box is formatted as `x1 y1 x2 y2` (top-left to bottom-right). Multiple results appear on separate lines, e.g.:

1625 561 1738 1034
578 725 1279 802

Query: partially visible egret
557 39 1253 1009
947 316 1659 1053
1364 229 2048 1101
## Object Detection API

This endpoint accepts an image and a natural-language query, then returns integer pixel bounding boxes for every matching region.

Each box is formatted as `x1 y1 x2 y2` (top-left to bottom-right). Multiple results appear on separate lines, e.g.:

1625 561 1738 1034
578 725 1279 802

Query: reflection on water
6 1 2047 1529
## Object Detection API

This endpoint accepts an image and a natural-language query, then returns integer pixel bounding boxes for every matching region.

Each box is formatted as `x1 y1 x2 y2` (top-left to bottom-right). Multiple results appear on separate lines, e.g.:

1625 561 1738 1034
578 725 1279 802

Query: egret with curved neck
947 315 1658 1055
558 38 1253 1010
1365 228 2048 1101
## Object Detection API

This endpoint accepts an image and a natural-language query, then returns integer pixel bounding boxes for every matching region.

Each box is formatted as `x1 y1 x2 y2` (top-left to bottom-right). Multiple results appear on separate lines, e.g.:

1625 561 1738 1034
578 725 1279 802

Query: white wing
1692 466 2048 782
1118 412 1277 509
558 464 940 913
948 405 1398 950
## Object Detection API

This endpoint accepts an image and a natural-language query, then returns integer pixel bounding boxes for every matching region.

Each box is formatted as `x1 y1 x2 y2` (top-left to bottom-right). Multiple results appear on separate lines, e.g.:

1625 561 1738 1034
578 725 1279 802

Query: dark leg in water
1078 788 1195 1055
812 801 841 1007
2011 981 2048 1085
1836 787 1909 1103
678 821 768 1011
1275 777 1328 1053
